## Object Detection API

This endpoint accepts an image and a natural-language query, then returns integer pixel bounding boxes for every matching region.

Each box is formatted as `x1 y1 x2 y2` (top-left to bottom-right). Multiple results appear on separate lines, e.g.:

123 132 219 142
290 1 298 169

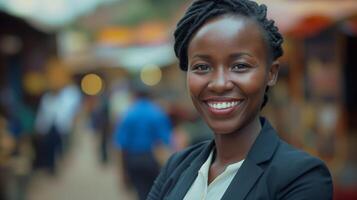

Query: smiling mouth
207 101 240 110
204 98 243 116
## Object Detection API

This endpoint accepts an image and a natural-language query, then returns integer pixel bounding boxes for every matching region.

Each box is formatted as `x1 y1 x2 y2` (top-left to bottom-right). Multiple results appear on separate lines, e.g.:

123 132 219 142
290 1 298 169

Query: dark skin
186 15 280 184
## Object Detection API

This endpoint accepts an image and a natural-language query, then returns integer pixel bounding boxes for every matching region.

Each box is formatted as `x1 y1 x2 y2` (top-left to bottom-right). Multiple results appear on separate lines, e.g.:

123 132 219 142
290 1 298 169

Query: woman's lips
204 99 243 116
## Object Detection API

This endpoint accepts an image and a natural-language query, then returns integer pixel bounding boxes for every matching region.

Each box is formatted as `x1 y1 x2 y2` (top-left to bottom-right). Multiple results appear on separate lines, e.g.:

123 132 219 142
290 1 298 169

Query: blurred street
26 114 135 200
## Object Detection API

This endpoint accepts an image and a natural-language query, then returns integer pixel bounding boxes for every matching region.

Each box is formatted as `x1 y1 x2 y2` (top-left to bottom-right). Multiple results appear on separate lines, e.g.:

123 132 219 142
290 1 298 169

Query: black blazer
147 118 333 200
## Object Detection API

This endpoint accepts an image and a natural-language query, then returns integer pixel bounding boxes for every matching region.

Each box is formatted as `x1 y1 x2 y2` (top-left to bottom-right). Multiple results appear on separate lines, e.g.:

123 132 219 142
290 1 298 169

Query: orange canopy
257 0 357 37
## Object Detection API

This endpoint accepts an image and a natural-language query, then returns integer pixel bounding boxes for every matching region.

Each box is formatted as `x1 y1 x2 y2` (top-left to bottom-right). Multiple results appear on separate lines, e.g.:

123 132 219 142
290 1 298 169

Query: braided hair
174 0 284 108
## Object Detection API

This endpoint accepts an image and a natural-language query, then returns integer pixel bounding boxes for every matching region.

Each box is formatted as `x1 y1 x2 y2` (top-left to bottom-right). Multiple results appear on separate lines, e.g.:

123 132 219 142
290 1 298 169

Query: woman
148 0 333 199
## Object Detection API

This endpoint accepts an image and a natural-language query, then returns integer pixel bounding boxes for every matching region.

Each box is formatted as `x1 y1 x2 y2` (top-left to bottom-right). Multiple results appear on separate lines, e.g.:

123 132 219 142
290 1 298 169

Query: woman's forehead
187 15 268 60
194 15 249 38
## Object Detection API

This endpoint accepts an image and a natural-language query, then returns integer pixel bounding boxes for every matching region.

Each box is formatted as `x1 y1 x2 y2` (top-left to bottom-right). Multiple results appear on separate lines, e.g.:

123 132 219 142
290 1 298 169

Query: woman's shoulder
258 118 330 174
273 140 328 170
267 140 333 198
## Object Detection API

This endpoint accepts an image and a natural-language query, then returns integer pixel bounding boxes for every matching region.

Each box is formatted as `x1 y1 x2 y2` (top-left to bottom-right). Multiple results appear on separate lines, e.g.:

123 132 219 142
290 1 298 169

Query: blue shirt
113 99 172 153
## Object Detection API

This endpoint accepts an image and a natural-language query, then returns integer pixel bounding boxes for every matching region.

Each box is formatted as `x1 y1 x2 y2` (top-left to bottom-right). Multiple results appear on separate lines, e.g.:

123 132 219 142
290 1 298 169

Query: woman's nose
207 68 234 93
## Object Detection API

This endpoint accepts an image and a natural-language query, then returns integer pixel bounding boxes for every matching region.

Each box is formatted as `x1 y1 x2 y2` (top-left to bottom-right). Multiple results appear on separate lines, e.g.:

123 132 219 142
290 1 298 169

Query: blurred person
0 99 34 200
34 58 81 174
90 93 111 165
148 0 333 199
112 79 172 200
0 114 15 200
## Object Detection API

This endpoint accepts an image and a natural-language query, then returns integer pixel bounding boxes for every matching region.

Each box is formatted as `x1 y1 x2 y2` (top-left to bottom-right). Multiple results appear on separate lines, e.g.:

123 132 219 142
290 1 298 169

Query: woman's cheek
233 70 267 95
187 73 203 96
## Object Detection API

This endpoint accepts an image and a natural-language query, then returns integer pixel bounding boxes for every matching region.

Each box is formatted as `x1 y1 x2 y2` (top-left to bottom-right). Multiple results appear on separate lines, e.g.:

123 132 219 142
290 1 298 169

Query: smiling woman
148 0 333 200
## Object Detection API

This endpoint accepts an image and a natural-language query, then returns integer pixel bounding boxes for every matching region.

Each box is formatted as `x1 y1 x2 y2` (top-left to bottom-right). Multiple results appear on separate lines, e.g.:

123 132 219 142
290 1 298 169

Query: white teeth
208 101 239 110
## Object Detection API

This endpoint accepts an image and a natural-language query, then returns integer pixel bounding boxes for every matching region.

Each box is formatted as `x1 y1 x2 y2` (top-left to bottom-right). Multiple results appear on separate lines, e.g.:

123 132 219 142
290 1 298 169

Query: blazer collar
221 117 280 200
245 117 280 164
166 117 280 200
166 140 214 200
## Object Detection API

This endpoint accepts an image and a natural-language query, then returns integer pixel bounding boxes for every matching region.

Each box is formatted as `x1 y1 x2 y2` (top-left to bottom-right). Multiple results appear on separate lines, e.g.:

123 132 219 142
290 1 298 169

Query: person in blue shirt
113 80 172 200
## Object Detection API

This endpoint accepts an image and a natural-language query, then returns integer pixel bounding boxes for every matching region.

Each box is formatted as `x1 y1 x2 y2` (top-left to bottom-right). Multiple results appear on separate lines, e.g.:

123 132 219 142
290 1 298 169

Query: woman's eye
191 64 211 73
231 63 250 72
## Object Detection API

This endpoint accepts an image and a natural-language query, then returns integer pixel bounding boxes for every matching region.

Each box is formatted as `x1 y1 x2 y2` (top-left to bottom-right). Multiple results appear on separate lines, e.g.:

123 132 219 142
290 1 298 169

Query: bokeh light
140 64 162 86
81 73 103 95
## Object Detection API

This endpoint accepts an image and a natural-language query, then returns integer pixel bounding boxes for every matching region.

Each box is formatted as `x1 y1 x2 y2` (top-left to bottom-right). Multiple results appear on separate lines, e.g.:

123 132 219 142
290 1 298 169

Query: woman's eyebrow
229 52 254 59
190 52 254 60
191 54 211 60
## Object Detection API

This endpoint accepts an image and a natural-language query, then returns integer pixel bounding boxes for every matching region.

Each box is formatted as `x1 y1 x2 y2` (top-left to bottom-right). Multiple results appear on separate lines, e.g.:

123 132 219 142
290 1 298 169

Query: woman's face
187 15 279 134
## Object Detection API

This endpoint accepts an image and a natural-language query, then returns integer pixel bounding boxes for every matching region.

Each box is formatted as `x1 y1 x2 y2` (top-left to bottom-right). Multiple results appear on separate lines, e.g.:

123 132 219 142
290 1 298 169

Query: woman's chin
209 125 237 135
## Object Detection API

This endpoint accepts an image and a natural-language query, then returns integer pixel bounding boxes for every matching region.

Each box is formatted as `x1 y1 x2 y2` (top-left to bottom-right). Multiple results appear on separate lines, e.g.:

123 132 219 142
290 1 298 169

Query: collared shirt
184 151 244 200
113 98 171 153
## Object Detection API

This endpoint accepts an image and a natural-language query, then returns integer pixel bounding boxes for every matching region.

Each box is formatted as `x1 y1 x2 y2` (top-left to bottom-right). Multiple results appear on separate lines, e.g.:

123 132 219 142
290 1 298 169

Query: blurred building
0 11 57 200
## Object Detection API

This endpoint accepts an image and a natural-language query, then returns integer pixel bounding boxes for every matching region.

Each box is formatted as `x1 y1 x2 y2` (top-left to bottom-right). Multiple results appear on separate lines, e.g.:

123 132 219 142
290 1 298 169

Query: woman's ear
267 61 280 86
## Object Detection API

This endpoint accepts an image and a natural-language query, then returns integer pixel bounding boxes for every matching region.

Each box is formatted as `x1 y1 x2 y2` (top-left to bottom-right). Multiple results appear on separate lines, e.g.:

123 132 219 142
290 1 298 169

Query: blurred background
0 0 356 199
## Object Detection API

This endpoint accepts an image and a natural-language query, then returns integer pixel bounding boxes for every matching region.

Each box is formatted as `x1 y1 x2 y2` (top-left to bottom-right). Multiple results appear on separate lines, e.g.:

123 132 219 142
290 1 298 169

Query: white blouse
184 151 245 200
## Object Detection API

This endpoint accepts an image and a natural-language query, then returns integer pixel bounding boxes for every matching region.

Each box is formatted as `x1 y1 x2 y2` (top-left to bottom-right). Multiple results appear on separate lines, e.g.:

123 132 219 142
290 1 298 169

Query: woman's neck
213 117 262 166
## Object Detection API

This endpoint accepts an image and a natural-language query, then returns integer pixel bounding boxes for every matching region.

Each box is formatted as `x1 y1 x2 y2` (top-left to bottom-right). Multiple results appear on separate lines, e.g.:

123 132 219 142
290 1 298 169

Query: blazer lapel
165 141 214 200
222 118 280 200
221 159 263 200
